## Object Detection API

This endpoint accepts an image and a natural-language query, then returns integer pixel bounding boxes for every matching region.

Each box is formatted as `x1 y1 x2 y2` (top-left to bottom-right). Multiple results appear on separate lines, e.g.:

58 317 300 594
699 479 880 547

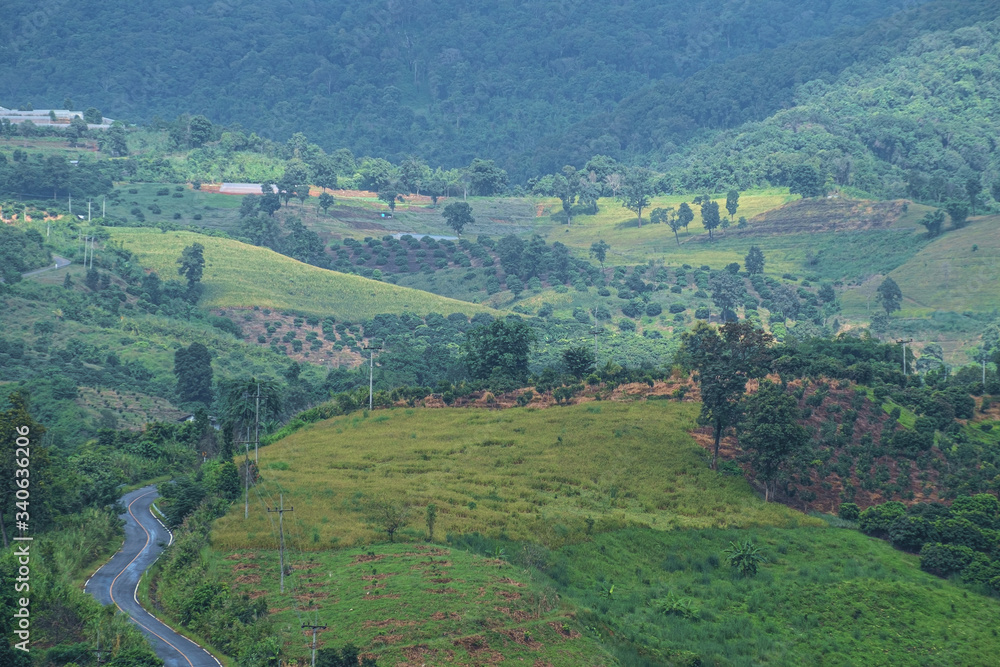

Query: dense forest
0 0 963 180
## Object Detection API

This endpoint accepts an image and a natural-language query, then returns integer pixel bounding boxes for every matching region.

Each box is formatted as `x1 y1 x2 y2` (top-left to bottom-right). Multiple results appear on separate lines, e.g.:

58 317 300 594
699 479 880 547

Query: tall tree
710 271 744 322
318 192 335 214
174 342 213 404
725 189 740 221
876 277 903 316
744 245 765 275
589 240 610 269
553 170 577 224
945 200 969 228
737 381 808 501
562 345 596 379
918 209 945 237
618 167 653 226
966 177 982 216
464 316 536 385
467 158 509 196
680 321 774 470
677 202 694 234
378 188 402 214
442 201 474 236
177 242 205 289
701 200 721 240
217 376 283 459
788 164 826 198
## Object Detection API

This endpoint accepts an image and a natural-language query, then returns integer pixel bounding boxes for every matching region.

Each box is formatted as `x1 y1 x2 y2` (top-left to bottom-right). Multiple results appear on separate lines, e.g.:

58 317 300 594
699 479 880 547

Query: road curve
21 255 71 278
85 485 223 667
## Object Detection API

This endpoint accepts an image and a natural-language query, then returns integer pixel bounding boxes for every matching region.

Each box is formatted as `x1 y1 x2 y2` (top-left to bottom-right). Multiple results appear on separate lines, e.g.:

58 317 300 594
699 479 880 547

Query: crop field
108 229 498 319
211 402 813 551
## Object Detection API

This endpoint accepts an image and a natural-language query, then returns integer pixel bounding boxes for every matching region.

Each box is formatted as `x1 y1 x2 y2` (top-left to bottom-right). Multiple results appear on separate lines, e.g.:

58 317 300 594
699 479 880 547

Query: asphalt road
21 254 71 278
85 485 223 667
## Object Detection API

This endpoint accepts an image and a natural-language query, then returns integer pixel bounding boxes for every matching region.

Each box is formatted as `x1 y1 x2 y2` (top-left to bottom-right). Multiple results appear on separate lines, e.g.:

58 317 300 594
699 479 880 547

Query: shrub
694 307 710 319
838 503 860 521
888 515 937 552
859 501 906 537
646 303 663 316
919 542 975 577
668 303 685 314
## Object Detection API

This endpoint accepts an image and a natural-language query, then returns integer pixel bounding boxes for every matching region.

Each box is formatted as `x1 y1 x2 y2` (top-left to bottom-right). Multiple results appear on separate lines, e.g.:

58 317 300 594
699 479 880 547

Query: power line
302 624 328 667
266 494 293 593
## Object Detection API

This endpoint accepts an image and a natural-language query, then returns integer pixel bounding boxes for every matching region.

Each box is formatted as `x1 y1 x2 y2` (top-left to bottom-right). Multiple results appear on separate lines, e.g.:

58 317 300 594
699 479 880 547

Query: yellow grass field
211 402 817 551
532 189 798 264
109 228 498 319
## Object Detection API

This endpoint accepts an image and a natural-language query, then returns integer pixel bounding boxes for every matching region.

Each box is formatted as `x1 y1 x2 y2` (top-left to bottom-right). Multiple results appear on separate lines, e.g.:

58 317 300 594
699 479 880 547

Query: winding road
85 485 223 667
21 255 71 278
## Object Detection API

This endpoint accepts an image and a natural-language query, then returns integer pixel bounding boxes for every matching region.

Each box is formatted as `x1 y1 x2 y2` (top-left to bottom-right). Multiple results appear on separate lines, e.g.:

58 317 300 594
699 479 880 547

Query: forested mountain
661 18 1000 198
1 0 937 179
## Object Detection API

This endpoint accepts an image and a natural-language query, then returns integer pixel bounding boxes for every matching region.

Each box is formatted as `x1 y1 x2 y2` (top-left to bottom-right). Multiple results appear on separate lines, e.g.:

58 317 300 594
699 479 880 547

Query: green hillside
110 228 497 319
150 402 1000 666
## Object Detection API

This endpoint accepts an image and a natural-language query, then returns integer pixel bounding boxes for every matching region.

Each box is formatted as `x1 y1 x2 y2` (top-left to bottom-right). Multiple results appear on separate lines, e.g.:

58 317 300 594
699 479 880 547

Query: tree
788 164 826 198
258 184 281 216
562 346 596 379
618 167 653 226
679 321 774 470
100 122 129 156
589 240 610 268
677 202 694 234
377 189 402 213
177 242 205 289
876 277 903 316
442 201 474 236
280 160 311 206
188 115 213 147
701 200 721 240
744 246 765 275
966 177 982 216
217 376 283 458
737 381 808 501
553 171 576 224
468 158 508 196
709 271 744 322
83 107 102 124
604 173 623 198
991 179 1000 205
174 343 213 404
726 189 740 221
464 316 536 385
62 273 73 289
318 192 335 214
364 495 412 542
918 209 945 237
945 200 969 228
506 275 524 298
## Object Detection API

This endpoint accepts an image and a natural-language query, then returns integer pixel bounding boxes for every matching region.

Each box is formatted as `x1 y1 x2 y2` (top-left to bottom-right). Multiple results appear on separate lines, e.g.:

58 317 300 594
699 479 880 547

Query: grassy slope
886 214 1000 316
109 228 497 319
208 402 1000 666
212 403 810 552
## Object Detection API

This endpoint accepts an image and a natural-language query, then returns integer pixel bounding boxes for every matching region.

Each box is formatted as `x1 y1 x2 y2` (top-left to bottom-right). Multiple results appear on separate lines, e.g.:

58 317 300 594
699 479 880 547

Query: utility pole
68 192 72 215
102 195 106 218
267 494 293 593
895 339 913 376
88 199 92 223
255 382 261 463
244 434 250 520
301 624 328 667
591 326 601 367
362 343 382 411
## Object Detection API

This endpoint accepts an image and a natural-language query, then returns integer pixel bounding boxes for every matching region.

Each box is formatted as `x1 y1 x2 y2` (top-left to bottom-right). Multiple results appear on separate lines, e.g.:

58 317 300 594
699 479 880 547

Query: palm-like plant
724 539 765 577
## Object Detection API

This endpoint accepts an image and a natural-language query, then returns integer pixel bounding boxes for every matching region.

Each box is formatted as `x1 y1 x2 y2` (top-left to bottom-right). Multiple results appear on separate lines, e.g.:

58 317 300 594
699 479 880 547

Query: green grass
547 525 1000 666
886 214 1000 316
109 228 498 319
213 543 610 666
211 403 815 551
